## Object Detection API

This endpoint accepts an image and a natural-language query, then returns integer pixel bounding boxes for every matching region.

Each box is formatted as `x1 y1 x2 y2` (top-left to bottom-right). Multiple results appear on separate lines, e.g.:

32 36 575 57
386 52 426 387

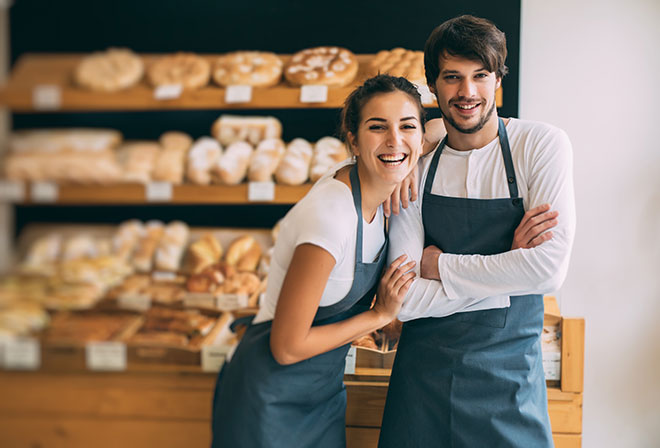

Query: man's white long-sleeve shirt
389 118 576 322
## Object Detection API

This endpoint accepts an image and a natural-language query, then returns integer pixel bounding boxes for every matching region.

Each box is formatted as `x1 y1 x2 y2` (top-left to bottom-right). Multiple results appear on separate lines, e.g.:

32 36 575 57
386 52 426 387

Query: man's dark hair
424 15 509 85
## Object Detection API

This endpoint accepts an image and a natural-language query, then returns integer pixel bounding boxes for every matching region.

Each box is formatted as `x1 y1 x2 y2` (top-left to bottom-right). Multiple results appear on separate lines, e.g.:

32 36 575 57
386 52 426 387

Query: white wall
520 1 660 446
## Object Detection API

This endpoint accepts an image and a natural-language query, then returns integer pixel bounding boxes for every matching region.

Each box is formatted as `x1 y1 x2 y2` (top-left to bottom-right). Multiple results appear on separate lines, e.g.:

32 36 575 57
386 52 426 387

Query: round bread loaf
75 48 144 92
212 51 283 87
147 53 211 89
284 46 358 87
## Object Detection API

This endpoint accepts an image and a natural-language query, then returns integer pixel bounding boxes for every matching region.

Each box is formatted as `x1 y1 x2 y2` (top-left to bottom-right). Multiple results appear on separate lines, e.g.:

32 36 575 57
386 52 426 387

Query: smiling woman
210 74 426 448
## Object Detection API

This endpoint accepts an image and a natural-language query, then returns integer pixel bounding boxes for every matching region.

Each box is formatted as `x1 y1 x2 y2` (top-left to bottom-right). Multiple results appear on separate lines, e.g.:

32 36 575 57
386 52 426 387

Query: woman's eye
369 125 386 130
401 124 417 130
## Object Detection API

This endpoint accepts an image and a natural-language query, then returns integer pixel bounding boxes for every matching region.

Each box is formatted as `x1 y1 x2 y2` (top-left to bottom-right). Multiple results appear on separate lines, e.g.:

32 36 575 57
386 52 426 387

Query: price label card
248 181 275 202
146 182 173 202
414 83 436 105
0 181 25 202
86 342 127 371
3 338 40 370
201 345 227 372
32 84 62 110
344 345 357 375
215 293 248 311
31 182 58 203
118 293 151 312
154 84 183 100
542 351 561 380
225 85 253 104
300 85 328 103
183 292 215 308
151 271 177 282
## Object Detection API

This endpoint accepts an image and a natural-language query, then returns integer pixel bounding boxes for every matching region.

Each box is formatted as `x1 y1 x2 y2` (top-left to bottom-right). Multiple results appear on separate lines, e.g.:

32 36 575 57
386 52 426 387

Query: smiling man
378 15 576 448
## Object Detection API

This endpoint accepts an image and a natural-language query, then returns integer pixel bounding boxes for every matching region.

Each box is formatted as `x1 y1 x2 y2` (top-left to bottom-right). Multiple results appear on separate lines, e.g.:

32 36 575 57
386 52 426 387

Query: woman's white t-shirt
253 164 385 324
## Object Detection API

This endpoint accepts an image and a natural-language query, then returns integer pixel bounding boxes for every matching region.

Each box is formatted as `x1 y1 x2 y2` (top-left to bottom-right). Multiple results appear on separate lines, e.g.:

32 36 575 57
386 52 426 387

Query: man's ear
496 77 502 89
428 83 437 97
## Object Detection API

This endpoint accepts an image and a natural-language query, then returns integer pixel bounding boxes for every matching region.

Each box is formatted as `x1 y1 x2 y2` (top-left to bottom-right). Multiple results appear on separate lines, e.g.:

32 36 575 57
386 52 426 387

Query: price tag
86 342 127 371
300 85 328 103
183 292 215 308
31 182 58 203
118 293 151 312
225 85 253 104
215 293 248 311
151 271 177 282
248 181 275 202
154 84 183 100
344 345 357 375
145 182 173 202
201 345 228 372
0 181 25 202
414 83 436 105
3 338 40 370
32 84 61 110
542 351 561 380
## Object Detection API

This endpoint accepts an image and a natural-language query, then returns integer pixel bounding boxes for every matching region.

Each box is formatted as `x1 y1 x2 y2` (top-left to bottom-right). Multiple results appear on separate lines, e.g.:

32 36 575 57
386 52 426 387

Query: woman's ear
348 132 359 156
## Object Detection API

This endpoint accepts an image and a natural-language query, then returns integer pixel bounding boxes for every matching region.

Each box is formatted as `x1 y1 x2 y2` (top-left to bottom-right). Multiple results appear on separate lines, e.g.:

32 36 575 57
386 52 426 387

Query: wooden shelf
0 53 503 112
6 182 311 205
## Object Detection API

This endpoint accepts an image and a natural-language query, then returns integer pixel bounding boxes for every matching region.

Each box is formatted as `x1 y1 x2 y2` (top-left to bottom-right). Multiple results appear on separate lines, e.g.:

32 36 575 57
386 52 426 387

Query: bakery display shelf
0 53 504 111
8 181 312 205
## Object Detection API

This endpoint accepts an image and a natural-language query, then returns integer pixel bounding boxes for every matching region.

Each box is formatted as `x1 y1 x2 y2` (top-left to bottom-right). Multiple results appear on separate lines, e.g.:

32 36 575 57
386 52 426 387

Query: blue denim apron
379 119 553 448
212 164 388 448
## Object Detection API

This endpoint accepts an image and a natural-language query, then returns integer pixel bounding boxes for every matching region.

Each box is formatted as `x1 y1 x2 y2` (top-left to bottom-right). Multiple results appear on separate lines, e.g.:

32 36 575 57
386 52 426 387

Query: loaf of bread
213 141 253 185
75 48 144 92
154 221 190 272
275 138 313 185
147 53 211 89
62 234 98 261
248 138 285 182
113 220 145 261
211 115 282 147
310 137 350 182
369 48 425 85
218 271 261 296
152 131 192 184
117 141 161 184
225 235 262 272
187 233 224 274
284 46 358 87
212 51 283 87
186 261 237 293
186 137 223 185
133 220 164 272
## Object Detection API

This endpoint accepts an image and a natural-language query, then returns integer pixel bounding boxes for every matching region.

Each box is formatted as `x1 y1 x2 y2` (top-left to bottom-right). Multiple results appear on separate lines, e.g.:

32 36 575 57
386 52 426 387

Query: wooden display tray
0 53 503 111
3 181 311 205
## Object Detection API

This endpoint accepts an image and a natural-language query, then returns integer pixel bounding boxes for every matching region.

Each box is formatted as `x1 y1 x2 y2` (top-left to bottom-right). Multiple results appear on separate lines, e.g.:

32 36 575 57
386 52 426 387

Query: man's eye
475 73 488 79
444 75 459 80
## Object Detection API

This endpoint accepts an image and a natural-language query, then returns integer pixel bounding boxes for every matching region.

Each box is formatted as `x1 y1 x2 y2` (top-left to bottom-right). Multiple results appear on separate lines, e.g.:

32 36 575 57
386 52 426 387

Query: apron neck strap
423 118 519 199
349 164 364 263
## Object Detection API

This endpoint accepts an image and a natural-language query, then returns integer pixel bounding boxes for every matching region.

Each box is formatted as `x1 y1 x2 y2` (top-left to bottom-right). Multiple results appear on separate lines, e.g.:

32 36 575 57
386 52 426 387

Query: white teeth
456 103 479 110
378 154 407 164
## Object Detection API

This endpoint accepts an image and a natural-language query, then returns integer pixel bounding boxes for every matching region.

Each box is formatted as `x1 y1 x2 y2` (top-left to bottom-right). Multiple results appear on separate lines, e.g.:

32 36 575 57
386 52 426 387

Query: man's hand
421 245 443 280
383 164 419 217
512 204 559 250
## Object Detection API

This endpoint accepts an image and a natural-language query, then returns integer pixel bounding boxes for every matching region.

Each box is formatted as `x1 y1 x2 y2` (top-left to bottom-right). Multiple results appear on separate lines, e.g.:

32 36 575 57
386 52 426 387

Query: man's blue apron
379 118 553 447
212 164 388 448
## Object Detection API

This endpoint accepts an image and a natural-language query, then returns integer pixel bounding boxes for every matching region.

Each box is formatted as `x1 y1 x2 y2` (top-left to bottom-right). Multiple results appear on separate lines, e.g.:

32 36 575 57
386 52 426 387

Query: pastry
310 136 350 182
248 138 286 182
154 221 190 272
212 51 283 87
116 141 161 183
218 272 261 296
152 132 192 184
213 141 253 185
187 137 223 185
225 235 262 272
188 233 223 274
284 46 358 87
353 333 379 350
147 52 211 89
75 48 144 92
211 115 282 147
275 138 313 185
369 48 425 84
186 261 236 293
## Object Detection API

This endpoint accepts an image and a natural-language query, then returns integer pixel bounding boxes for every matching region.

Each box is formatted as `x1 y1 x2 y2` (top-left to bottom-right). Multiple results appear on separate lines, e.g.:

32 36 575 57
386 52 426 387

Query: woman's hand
383 165 419 217
512 204 559 249
373 255 416 321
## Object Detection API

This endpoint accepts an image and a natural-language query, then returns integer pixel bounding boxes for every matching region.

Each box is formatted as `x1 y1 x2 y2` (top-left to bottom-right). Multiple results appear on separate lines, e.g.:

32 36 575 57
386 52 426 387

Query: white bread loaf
275 138 313 185
186 137 223 185
310 137 349 182
248 138 285 182
213 141 253 185
211 115 282 147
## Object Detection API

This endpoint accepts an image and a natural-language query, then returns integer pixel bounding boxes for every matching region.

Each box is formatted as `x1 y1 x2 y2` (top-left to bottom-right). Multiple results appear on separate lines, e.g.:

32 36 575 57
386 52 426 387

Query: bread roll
310 137 350 182
186 137 223 185
213 141 253 185
117 141 161 184
248 138 285 182
225 235 262 272
154 221 190 272
152 132 192 184
188 233 223 274
211 115 282 147
275 138 313 185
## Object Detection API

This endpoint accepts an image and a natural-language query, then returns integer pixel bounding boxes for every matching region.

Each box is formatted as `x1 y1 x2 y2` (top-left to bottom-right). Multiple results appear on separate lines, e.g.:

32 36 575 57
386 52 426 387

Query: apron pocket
456 306 508 328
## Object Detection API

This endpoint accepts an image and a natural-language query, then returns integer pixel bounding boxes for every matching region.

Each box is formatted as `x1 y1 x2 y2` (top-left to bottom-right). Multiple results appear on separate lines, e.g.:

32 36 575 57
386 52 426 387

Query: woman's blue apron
212 164 389 448
379 118 553 448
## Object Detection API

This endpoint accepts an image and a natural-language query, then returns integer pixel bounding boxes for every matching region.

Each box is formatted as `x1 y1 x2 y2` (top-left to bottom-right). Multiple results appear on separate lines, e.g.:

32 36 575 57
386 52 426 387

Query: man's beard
442 100 496 134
